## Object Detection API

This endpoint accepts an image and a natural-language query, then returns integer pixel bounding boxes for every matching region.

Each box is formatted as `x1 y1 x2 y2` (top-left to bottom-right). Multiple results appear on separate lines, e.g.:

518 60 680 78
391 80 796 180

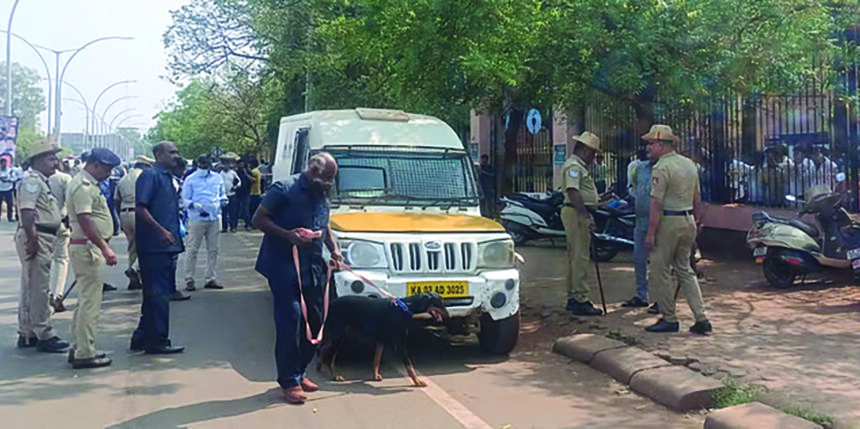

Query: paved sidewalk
516 244 860 427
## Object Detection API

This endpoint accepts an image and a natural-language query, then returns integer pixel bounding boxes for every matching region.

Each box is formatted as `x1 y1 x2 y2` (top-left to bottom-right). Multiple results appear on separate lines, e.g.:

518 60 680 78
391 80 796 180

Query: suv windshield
331 149 478 206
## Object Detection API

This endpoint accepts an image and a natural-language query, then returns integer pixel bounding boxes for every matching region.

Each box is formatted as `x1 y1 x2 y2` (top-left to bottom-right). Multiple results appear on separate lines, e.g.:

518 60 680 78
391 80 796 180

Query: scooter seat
788 219 819 238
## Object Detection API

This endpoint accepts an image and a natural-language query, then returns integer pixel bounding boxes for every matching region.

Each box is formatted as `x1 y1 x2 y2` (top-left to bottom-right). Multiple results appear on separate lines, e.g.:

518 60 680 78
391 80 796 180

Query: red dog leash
292 246 333 345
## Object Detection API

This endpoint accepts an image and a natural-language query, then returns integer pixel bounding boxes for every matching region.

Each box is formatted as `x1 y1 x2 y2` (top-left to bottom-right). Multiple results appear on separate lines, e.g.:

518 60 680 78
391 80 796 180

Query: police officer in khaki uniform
560 131 603 316
642 125 712 335
48 162 72 312
116 155 153 290
15 143 71 353
67 148 121 368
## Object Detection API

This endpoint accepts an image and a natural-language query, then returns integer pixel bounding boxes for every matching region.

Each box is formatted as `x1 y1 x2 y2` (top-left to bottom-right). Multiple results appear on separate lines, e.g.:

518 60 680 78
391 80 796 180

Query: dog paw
333 375 345 382
413 378 428 388
370 373 383 382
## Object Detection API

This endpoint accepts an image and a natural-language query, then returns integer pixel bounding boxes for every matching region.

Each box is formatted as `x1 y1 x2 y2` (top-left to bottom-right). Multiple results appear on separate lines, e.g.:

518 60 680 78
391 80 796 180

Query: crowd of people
13 142 271 369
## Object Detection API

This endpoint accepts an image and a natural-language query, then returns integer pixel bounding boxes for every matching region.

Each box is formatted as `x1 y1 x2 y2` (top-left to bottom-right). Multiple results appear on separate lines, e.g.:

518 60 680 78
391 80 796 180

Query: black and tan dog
316 292 449 387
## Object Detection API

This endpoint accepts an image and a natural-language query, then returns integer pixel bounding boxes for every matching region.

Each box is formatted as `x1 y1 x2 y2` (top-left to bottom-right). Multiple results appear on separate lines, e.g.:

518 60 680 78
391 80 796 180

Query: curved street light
100 95 137 123
5 0 20 116
45 36 133 142
0 28 52 127
91 79 136 141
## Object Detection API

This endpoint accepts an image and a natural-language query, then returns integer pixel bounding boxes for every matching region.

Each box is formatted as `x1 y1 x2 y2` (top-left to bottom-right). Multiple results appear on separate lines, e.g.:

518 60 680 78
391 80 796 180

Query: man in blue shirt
131 141 186 355
181 155 227 291
253 152 342 405
622 149 656 312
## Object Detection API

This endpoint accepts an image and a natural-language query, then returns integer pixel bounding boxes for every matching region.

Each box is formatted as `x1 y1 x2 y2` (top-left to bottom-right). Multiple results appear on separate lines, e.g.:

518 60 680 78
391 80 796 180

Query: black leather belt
663 210 693 216
35 225 59 236
120 208 135 213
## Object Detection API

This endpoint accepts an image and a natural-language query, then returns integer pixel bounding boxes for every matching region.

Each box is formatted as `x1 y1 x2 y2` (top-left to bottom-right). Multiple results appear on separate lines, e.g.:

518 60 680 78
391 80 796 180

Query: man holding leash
253 152 343 405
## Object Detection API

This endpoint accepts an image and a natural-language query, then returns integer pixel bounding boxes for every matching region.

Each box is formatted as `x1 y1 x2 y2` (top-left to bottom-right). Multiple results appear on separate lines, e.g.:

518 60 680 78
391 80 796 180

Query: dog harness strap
293 245 333 345
336 262 398 301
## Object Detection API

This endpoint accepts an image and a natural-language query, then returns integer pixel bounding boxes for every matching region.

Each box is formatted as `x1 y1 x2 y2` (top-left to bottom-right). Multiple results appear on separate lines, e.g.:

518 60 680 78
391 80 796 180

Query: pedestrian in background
0 157 15 221
642 124 712 335
15 144 70 353
115 155 153 290
249 159 263 226
236 158 253 231
48 160 73 312
131 142 187 355
170 158 191 301
622 148 657 313
182 155 227 291
67 148 121 368
220 155 241 233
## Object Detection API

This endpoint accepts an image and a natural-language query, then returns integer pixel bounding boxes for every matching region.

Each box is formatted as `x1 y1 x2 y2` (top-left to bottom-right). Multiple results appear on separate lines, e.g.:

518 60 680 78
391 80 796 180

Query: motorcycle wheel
502 221 532 246
590 239 620 262
762 250 797 289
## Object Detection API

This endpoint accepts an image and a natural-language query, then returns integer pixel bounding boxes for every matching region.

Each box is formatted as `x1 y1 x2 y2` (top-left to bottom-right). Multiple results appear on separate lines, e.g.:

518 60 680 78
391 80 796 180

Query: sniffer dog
316 292 449 387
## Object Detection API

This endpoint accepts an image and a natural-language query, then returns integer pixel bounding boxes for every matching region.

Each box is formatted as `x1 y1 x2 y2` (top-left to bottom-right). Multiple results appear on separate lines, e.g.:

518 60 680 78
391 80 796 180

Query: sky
2 0 189 136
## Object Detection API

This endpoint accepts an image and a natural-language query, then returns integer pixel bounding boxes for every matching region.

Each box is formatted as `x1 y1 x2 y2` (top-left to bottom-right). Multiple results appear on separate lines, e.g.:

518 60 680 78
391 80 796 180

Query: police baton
590 236 608 316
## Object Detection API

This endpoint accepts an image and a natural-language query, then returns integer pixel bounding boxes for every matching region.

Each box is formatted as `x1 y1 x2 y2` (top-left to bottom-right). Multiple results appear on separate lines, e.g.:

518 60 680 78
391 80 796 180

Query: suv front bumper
333 268 520 321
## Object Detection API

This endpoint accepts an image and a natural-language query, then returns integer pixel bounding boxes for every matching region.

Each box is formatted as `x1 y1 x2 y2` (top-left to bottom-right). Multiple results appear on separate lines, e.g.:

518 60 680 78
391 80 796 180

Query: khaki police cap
27 143 63 162
642 124 681 143
571 131 601 152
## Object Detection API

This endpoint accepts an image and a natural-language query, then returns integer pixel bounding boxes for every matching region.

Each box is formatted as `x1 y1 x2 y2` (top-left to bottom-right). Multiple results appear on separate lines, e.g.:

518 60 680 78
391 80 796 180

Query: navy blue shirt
255 173 330 285
135 164 184 254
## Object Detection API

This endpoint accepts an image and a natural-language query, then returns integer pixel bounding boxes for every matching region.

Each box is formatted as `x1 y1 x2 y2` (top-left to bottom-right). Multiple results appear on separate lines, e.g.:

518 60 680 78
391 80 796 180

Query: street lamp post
62 81 90 146
1 29 53 131
100 95 137 126
5 0 20 116
35 36 132 144
91 79 136 145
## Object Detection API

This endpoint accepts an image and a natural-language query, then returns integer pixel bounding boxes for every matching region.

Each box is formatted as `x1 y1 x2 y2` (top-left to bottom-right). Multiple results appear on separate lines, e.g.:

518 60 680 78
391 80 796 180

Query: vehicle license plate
753 247 767 257
407 281 469 298
848 248 860 260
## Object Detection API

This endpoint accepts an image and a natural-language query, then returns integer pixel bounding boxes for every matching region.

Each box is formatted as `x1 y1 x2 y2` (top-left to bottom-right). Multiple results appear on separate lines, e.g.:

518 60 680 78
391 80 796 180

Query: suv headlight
478 239 514 268
341 239 388 269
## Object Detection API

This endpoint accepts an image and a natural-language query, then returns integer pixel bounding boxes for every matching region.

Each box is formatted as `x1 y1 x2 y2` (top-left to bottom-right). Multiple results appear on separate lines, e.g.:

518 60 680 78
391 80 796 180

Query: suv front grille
389 241 476 273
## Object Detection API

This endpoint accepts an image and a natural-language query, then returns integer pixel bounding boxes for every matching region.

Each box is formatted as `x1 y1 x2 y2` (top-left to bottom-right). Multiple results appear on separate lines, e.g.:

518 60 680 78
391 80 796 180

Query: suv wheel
478 312 520 355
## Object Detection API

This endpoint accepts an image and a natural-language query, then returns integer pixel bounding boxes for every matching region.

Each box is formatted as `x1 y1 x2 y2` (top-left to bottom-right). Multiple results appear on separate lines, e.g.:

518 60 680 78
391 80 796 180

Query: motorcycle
747 187 860 289
498 191 630 261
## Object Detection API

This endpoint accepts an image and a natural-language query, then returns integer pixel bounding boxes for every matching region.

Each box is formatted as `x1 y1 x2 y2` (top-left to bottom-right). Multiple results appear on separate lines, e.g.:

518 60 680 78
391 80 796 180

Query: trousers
561 206 591 302
50 226 71 298
120 211 137 270
268 272 324 389
184 219 220 283
0 190 13 220
16 229 55 340
633 214 649 301
649 215 707 323
69 243 105 359
132 252 177 350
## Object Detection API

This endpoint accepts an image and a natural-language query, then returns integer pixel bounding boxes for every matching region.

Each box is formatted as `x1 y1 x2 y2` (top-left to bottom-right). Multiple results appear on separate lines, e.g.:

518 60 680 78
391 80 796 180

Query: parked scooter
747 185 860 288
498 191 626 261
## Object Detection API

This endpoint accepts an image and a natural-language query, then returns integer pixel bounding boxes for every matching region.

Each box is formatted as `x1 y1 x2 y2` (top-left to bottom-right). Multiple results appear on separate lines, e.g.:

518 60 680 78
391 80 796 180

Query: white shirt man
182 157 227 291
0 160 15 221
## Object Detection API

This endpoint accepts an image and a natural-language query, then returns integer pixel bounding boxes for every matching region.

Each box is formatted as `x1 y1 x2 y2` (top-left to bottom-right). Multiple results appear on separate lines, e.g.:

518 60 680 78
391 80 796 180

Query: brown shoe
283 386 307 405
203 280 224 290
300 377 319 392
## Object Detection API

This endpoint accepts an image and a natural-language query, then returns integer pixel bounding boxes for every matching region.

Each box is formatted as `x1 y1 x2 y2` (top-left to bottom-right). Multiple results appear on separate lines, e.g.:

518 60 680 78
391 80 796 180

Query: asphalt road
0 222 700 428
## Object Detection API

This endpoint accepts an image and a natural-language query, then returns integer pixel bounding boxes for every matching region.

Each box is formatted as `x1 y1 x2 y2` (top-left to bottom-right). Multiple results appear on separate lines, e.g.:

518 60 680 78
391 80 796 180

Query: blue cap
89 148 121 167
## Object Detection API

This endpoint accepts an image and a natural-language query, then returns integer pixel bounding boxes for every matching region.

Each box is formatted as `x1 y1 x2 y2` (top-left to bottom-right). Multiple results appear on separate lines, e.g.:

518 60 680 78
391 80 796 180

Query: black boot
644 319 680 333
689 320 713 335
36 336 71 353
569 300 603 316
17 335 37 348
647 302 660 314
621 296 648 308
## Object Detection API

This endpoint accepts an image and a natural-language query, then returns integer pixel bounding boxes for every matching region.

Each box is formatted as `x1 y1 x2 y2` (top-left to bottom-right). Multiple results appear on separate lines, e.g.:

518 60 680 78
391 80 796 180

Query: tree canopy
0 62 47 130
154 0 859 154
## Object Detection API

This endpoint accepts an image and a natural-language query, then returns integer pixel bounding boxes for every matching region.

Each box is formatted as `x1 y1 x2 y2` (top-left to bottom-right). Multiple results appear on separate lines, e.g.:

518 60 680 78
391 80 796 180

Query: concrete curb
590 347 672 385
629 365 722 411
551 333 627 363
704 402 823 429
